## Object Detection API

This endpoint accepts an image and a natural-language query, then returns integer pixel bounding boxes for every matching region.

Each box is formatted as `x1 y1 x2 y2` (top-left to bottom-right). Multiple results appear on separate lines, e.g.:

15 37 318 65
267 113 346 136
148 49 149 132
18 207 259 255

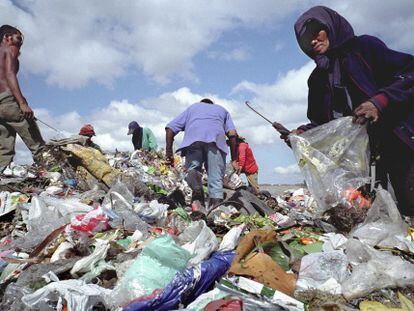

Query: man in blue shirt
165 98 238 210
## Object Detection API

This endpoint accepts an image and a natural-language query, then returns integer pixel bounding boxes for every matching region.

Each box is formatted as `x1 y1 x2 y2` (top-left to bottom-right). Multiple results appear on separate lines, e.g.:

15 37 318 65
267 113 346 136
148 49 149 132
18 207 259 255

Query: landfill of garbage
1 118 414 311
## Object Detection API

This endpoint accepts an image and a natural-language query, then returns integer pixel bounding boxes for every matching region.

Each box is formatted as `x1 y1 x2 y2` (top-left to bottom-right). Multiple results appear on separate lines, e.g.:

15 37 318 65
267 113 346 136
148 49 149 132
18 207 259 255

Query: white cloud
273 164 300 175
230 61 314 145
0 0 302 88
324 0 414 51
2 1 413 89
14 60 314 163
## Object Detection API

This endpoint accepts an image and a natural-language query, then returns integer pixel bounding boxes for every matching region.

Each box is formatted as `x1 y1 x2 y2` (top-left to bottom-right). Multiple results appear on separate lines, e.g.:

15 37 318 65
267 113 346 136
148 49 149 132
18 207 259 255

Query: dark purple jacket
299 35 414 151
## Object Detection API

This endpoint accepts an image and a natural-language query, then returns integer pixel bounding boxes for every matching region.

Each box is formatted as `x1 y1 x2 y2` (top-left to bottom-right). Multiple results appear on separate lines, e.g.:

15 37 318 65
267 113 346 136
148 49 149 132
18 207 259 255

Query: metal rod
245 101 291 135
245 101 273 124
35 117 64 134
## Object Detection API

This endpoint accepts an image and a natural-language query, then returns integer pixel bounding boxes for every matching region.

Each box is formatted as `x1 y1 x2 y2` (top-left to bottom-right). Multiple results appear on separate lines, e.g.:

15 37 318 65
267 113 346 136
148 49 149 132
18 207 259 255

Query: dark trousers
378 135 414 216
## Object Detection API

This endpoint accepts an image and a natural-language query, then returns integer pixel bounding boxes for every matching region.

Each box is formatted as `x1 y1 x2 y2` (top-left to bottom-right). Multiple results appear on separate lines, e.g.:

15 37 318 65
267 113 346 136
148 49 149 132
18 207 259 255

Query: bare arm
4 47 33 119
226 129 239 170
165 127 176 166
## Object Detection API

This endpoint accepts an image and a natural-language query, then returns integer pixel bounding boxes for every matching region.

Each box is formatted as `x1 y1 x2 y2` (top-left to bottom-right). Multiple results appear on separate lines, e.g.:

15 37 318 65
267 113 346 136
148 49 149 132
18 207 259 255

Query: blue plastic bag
124 251 235 311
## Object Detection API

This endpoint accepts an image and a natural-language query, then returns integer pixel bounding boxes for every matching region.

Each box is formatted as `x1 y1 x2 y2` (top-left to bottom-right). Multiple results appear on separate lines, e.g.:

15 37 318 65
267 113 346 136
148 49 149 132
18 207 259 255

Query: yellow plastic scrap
408 227 414 242
66 144 120 186
360 292 414 311
159 164 169 175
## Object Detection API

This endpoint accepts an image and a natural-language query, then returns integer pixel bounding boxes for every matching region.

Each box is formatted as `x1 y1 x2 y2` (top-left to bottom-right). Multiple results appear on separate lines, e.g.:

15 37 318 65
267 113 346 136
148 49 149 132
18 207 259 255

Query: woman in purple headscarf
287 6 414 216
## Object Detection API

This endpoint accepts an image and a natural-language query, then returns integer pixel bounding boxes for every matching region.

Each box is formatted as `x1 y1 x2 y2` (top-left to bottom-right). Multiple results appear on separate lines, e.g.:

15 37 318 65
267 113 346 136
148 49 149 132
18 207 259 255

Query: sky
3 0 414 184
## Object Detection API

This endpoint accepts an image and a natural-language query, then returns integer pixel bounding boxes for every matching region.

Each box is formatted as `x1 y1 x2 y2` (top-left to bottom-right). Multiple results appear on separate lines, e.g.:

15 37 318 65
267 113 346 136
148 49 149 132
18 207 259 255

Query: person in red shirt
236 136 260 194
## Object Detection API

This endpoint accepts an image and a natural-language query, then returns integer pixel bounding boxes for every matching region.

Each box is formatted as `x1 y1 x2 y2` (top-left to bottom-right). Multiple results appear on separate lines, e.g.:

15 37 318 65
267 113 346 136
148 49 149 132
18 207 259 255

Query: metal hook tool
245 101 291 136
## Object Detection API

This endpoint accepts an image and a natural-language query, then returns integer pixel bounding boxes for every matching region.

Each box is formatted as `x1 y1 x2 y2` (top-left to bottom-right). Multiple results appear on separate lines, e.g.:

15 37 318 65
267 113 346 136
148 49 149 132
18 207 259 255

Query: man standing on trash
283 6 414 216
127 121 158 151
165 98 239 210
0 25 45 172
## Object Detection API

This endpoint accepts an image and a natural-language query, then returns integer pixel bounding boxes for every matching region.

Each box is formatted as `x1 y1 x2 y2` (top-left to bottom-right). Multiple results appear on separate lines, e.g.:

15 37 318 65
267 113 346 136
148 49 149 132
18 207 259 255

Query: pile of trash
0 123 413 310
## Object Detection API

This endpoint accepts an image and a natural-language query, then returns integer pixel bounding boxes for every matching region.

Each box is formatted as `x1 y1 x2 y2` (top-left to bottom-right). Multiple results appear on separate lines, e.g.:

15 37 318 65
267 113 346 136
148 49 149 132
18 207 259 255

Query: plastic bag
134 200 168 225
22 279 110 311
65 143 120 186
102 184 150 234
350 188 408 250
109 234 191 307
218 224 245 252
178 220 219 266
321 233 348 252
295 250 349 295
67 207 110 235
223 165 243 190
290 117 370 215
71 239 110 276
123 251 235 311
341 239 414 299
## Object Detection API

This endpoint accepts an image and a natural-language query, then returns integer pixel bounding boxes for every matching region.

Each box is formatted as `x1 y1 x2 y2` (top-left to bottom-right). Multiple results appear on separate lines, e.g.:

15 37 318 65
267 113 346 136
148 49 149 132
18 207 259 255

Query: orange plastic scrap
343 187 371 209
299 237 317 245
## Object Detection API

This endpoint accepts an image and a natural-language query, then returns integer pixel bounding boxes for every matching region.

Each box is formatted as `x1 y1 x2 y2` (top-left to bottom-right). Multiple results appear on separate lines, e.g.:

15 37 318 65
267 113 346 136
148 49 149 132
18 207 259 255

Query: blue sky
3 0 414 184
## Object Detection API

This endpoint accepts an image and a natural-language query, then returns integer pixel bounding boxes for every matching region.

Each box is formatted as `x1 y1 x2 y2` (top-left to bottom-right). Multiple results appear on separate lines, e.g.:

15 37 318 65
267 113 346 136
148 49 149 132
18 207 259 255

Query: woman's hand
354 101 379 124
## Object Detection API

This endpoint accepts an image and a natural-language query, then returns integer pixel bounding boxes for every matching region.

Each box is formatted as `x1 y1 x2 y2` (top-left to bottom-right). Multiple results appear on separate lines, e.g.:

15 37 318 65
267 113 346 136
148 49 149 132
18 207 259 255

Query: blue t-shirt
166 102 236 154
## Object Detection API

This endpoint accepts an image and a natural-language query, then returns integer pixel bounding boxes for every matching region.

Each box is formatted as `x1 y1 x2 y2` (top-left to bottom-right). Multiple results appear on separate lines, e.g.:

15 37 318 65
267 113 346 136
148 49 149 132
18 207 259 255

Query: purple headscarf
294 6 355 86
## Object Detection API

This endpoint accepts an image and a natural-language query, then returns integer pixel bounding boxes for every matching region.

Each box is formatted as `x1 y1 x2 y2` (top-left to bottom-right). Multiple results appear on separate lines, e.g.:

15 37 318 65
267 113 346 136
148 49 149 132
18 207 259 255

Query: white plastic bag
290 117 370 215
219 224 245 252
71 239 110 276
22 279 110 311
341 239 414 299
295 250 350 295
179 220 219 266
133 200 168 225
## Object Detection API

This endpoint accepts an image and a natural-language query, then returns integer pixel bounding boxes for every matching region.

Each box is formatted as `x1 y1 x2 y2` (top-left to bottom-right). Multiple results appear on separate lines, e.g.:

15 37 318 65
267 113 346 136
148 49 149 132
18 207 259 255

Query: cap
128 121 140 135
79 124 96 136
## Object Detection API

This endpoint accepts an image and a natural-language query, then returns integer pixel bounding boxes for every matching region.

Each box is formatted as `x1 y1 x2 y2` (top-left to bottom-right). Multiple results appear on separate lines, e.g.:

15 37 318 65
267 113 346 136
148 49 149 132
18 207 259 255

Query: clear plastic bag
295 250 349 295
341 238 414 299
290 117 370 215
350 188 408 250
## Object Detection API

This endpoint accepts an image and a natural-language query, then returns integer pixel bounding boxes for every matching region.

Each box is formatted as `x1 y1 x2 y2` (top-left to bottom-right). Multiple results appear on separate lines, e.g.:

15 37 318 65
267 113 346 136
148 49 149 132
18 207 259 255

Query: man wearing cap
127 121 158 151
0 25 45 172
165 98 239 209
78 124 102 153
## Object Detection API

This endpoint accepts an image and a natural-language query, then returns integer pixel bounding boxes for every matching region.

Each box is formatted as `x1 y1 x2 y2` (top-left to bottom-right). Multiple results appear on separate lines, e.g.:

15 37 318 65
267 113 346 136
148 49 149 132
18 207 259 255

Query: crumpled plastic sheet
101 184 150 234
295 250 350 295
21 279 111 311
341 238 414 299
218 224 246 252
109 234 191 307
71 239 110 276
321 233 348 252
123 251 235 311
22 195 93 250
134 200 168 225
178 220 219 266
67 206 110 235
349 188 409 250
290 117 370 215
